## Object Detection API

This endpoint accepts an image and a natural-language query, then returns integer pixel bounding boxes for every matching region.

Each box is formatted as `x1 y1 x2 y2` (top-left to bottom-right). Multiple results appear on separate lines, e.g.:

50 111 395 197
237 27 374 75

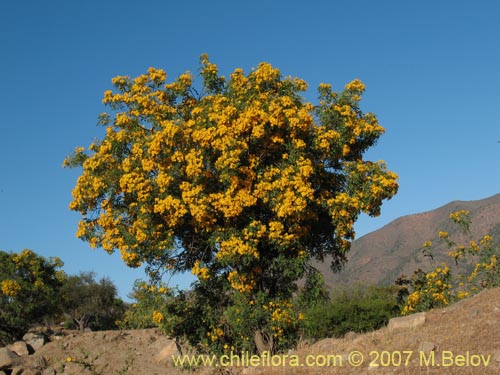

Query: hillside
3 287 499 374
316 193 500 288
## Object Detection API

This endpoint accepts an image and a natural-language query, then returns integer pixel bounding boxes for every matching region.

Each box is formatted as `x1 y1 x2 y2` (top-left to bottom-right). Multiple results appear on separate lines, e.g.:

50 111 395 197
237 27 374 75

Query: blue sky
1 0 499 300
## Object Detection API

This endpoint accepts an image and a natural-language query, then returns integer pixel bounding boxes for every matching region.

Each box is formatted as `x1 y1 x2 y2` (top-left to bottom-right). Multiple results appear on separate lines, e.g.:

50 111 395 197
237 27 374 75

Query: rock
387 312 426 332
9 341 31 356
418 341 436 353
19 369 41 375
11 367 40 375
0 347 21 370
29 355 48 370
42 369 56 375
0 371 6 375
22 333 47 352
49 333 64 341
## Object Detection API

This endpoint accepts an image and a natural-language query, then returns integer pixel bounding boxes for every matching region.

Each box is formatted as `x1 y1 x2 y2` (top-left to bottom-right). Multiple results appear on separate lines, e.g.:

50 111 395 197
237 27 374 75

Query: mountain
316 193 500 289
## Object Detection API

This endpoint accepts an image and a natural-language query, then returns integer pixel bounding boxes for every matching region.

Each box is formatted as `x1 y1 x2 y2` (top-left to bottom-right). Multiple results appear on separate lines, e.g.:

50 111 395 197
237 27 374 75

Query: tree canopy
65 55 398 353
60 271 126 331
0 249 64 345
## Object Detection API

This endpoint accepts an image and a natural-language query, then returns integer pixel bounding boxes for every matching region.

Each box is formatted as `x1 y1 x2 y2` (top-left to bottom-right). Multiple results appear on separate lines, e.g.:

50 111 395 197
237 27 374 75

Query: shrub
301 284 400 340
59 271 126 331
0 249 64 345
399 209 500 315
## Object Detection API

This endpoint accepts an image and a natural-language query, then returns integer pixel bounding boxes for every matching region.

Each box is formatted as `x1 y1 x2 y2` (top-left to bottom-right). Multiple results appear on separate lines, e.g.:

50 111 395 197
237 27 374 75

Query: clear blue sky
1 0 499 300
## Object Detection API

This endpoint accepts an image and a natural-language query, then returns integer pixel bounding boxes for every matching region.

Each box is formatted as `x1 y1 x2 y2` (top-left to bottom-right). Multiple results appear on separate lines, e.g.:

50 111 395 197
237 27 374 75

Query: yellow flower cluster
402 263 452 315
191 260 210 280
207 327 224 342
260 300 296 338
152 310 164 324
402 292 420 315
217 236 259 261
438 231 449 239
66 56 398 306
345 79 366 92
1 279 21 297
227 270 256 293
480 235 492 245
449 210 469 223
253 62 281 86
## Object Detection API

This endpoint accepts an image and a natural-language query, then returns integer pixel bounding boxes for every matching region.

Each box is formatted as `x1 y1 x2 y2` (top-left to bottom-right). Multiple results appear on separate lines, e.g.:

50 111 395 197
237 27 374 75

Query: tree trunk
253 329 274 355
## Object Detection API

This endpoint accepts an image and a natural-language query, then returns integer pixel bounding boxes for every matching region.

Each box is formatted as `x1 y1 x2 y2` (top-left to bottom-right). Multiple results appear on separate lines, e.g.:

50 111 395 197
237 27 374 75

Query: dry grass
16 288 500 374
248 287 500 375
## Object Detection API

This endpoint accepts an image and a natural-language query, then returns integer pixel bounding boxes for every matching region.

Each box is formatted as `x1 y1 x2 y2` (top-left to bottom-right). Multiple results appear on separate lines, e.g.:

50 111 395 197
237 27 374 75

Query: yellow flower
438 231 448 239
342 144 350 157
345 79 365 92
191 260 210 280
152 310 164 324
1 280 21 297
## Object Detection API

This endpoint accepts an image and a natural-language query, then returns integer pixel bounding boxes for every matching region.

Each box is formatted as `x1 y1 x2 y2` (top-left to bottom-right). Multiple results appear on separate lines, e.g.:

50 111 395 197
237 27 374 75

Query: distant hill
316 193 500 289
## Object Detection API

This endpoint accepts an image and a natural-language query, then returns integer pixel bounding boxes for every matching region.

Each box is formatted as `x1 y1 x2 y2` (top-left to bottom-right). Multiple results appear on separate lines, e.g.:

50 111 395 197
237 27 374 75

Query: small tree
399 210 500 315
0 249 64 345
60 272 125 331
65 55 398 353
116 280 173 329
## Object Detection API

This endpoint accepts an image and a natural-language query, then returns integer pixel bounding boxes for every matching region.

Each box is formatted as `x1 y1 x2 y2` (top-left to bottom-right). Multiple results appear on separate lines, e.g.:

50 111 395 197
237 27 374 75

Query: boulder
12 368 41 375
28 355 48 370
387 312 426 332
0 347 21 370
9 341 31 356
22 333 47 352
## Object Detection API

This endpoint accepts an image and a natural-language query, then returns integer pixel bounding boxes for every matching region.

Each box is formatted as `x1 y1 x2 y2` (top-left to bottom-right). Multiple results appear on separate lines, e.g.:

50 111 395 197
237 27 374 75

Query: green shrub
301 284 400 340
59 271 126 331
116 280 172 330
0 249 64 345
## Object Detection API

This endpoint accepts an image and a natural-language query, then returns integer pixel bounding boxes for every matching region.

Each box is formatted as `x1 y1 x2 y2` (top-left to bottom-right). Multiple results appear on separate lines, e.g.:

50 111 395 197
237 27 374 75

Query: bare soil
17 287 500 375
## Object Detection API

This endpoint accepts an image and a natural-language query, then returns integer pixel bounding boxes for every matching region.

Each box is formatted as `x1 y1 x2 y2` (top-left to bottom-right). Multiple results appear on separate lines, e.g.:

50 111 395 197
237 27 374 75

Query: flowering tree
65 55 398 353
0 249 64 344
399 210 500 315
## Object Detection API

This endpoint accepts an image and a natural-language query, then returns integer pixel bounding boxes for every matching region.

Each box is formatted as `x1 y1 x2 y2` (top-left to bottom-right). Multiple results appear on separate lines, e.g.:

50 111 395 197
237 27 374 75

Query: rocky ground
1 288 499 375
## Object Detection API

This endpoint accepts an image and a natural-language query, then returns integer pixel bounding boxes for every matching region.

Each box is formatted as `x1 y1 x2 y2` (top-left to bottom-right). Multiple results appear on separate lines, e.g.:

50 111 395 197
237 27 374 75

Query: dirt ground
15 287 500 375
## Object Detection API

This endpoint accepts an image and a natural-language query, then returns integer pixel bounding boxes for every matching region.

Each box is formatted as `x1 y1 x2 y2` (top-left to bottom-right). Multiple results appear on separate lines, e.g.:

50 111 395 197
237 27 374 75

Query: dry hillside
316 193 500 288
5 287 500 375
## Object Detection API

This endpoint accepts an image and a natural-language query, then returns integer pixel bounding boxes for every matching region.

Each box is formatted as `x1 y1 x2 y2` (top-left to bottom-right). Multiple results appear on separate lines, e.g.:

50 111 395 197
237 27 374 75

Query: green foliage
297 267 330 308
0 249 64 345
301 284 400 340
60 271 126 331
116 280 172 329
